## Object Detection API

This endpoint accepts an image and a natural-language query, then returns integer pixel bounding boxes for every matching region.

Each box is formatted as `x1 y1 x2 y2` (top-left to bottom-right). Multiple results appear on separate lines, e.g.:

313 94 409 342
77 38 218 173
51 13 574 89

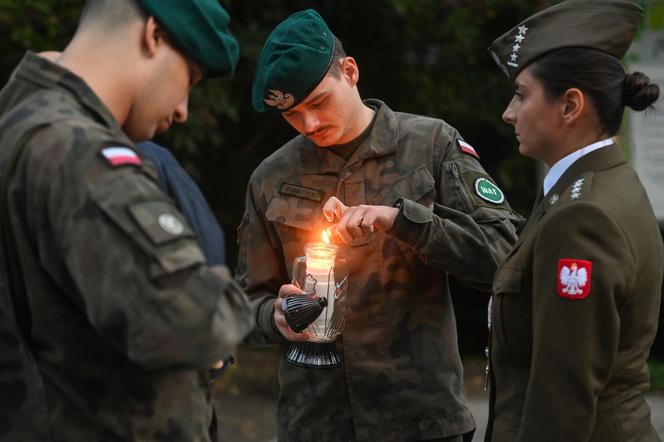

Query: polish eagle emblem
560 262 587 295
557 259 592 300
264 89 295 110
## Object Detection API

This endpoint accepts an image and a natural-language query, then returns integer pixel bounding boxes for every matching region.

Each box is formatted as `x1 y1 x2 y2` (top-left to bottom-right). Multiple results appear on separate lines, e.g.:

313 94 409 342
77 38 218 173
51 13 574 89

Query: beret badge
264 90 295 110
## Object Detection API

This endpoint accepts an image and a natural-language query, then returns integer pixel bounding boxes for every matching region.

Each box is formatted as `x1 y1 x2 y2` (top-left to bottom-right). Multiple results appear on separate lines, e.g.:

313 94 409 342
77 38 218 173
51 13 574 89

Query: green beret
252 9 335 112
136 0 239 77
489 0 643 80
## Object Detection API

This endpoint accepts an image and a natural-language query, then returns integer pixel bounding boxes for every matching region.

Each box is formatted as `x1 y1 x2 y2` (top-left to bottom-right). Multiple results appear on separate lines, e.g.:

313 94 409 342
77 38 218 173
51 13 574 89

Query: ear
561 88 585 124
142 16 167 58
340 57 360 87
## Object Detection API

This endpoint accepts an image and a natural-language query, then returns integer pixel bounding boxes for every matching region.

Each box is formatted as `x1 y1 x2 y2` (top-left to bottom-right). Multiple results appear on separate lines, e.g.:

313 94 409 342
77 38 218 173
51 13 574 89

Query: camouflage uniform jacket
0 52 254 442
236 99 522 442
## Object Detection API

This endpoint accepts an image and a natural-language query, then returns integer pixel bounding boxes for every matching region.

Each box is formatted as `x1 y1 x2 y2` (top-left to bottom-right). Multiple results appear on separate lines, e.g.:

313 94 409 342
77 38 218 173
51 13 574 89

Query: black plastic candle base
285 341 342 368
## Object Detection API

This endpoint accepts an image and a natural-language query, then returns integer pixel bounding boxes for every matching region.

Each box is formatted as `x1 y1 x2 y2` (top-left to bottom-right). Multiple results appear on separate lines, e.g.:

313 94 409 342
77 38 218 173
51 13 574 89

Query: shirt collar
543 137 614 196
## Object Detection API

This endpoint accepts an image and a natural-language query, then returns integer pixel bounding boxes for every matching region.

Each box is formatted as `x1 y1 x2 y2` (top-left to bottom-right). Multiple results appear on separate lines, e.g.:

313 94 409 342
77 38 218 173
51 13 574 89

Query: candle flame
322 228 332 244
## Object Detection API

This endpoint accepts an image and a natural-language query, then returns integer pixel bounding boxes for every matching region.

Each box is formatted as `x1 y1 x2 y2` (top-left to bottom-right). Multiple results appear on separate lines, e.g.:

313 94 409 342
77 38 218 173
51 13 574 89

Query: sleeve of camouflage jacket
30 127 254 370
235 178 291 345
516 202 630 441
389 128 522 291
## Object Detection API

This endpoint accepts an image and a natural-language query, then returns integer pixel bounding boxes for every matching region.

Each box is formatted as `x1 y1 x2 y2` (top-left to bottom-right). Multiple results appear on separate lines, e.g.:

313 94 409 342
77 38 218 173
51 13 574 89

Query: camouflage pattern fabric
0 52 254 442
236 99 523 442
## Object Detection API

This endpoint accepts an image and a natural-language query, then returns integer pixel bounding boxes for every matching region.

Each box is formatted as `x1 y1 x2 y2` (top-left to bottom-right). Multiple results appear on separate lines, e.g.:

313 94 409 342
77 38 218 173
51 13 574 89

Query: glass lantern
283 242 348 368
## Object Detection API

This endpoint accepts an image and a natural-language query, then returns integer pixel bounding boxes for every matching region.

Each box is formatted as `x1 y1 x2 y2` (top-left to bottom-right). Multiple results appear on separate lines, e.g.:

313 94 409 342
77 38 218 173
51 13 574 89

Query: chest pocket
265 195 324 251
373 165 436 208
492 265 531 351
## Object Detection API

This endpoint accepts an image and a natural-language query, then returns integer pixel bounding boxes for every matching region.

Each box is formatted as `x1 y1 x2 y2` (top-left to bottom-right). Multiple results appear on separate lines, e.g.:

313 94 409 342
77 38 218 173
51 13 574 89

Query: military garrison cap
136 0 239 77
489 0 643 80
252 9 335 112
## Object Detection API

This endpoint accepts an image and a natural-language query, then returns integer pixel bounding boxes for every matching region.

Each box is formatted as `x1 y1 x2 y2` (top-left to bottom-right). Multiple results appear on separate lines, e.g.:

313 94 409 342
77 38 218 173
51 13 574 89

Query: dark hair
530 47 659 136
326 35 347 78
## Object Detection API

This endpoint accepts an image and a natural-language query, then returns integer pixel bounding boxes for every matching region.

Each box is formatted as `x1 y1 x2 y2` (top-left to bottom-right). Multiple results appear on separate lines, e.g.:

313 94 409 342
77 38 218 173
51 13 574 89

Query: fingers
323 196 348 222
278 283 305 299
274 285 310 342
335 205 392 244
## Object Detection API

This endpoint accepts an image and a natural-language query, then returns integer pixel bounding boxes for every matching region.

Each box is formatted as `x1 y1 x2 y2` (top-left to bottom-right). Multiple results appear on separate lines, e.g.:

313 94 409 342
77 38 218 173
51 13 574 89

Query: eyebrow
302 91 328 106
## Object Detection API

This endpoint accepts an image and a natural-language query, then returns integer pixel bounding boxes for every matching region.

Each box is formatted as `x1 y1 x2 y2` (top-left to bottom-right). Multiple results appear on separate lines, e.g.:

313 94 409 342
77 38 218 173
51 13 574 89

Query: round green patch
475 178 505 204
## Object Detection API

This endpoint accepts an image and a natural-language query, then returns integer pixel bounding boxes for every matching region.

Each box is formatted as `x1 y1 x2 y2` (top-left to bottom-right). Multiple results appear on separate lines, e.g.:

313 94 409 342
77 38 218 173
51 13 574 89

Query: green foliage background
2 0 661 357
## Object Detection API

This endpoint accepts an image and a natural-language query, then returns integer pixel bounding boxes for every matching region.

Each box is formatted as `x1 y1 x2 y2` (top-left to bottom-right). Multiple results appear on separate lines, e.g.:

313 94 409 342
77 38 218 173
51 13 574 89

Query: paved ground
214 347 664 441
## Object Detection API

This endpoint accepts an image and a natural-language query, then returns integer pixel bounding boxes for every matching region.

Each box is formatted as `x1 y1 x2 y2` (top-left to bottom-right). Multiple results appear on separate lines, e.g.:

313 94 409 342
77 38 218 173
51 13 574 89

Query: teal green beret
136 0 239 77
489 0 643 80
252 9 334 112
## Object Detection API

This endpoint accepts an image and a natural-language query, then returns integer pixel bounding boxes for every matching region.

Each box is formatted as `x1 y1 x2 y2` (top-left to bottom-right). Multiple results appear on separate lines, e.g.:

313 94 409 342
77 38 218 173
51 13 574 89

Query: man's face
281 61 360 147
123 43 203 142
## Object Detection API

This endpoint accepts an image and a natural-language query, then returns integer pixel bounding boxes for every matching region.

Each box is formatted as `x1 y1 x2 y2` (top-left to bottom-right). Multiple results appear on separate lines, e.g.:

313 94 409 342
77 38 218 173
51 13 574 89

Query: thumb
323 196 348 222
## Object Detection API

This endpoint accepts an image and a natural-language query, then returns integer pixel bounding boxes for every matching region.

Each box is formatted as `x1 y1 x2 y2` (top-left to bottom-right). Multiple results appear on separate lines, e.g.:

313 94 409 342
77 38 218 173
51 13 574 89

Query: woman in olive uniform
486 1 662 441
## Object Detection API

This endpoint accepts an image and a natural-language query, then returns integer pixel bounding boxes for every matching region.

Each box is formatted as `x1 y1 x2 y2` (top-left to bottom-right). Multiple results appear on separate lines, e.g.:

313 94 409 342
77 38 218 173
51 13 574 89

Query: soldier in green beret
486 1 662 441
0 1 254 441
237 9 523 442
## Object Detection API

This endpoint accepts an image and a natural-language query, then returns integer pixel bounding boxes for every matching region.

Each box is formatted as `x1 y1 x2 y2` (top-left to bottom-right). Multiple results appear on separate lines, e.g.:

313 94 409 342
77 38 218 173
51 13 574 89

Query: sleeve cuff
257 297 288 344
388 198 432 246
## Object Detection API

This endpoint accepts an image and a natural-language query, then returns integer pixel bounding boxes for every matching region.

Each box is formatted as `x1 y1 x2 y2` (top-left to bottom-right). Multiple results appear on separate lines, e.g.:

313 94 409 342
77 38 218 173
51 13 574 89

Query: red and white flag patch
457 139 480 159
100 147 142 167
557 259 592 300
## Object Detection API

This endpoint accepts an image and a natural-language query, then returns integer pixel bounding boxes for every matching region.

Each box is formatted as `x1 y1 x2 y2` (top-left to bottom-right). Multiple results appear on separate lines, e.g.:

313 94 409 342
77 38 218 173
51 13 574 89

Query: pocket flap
265 196 322 231
376 165 435 205
492 266 523 294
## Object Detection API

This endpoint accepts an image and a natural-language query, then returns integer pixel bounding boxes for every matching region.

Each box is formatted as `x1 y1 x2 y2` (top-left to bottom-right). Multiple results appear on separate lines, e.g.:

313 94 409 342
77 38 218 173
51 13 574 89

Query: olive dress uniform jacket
236 99 522 442
0 52 254 441
486 143 663 442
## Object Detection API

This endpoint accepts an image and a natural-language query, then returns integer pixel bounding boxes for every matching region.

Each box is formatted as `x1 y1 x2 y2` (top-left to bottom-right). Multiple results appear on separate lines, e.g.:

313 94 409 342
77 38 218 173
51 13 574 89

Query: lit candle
303 238 337 340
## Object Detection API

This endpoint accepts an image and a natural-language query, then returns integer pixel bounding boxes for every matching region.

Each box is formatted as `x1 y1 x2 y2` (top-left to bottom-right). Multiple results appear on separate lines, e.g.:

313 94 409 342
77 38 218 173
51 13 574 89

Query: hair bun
623 72 660 111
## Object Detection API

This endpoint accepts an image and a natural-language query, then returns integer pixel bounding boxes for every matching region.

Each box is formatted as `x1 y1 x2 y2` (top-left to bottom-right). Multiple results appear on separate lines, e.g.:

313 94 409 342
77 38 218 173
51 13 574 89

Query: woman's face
502 65 565 164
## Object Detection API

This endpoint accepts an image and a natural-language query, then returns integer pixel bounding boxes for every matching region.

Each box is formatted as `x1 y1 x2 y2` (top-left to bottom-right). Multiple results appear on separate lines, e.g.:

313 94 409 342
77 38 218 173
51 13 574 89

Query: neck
58 36 137 126
544 128 610 167
340 99 374 144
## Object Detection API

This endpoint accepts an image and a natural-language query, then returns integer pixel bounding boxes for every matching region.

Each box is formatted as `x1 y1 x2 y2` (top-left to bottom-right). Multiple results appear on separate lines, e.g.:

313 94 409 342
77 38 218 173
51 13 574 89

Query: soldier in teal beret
238 9 523 442
0 1 253 441
486 1 662 441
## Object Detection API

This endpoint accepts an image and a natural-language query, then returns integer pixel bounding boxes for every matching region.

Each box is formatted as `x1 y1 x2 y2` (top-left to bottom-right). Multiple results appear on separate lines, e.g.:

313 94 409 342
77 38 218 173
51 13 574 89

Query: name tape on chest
557 259 592 300
280 183 324 202
100 146 142 168
457 139 480 159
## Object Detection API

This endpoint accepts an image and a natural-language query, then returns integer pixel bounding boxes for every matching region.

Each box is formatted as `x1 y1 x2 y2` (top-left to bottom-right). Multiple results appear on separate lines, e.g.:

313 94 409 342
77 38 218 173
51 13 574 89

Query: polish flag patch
100 146 142 167
457 139 480 159
557 259 592 300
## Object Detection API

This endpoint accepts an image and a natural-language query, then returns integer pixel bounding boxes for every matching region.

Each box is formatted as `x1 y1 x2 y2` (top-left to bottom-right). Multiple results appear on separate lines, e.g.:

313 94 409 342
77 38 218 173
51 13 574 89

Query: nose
302 112 320 134
502 97 516 125
173 95 189 124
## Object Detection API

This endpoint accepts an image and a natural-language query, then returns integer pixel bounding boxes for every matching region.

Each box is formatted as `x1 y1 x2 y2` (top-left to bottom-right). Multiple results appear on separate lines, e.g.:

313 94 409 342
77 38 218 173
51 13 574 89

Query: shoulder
249 135 307 187
391 109 459 146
